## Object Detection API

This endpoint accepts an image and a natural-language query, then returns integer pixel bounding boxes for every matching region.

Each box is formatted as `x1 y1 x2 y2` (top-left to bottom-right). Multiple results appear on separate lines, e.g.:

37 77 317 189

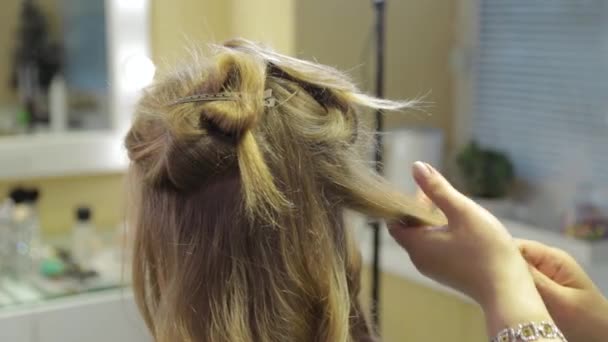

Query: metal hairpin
169 89 277 108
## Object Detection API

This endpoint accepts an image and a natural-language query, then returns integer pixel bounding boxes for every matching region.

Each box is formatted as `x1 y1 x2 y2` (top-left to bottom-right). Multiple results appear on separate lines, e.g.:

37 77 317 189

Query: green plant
9 0 62 128
456 141 514 198
10 0 62 91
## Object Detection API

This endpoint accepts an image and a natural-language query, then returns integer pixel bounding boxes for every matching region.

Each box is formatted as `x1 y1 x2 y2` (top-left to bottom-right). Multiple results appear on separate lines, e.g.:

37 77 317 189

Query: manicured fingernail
413 161 431 179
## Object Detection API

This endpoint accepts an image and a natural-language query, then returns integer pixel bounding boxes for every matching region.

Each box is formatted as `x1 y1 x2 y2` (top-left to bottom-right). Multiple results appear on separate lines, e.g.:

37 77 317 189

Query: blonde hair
125 38 443 342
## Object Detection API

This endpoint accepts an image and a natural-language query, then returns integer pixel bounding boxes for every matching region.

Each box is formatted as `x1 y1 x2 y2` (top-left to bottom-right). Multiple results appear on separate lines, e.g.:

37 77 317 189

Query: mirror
0 0 113 135
0 0 151 180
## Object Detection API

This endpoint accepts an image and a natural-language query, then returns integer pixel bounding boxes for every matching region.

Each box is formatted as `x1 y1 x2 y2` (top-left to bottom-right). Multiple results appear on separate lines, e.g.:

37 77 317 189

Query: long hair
125 38 442 342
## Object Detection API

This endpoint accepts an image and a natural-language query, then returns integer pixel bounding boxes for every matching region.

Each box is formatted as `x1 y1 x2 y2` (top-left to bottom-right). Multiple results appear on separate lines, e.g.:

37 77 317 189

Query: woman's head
125 39 440 342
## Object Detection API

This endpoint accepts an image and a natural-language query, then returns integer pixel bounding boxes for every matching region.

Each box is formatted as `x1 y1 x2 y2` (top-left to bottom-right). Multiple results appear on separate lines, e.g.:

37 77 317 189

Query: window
472 1 608 193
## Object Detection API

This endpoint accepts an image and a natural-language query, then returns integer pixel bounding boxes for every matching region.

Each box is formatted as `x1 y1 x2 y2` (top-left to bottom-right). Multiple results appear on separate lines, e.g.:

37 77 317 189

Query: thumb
412 161 470 218
518 239 593 290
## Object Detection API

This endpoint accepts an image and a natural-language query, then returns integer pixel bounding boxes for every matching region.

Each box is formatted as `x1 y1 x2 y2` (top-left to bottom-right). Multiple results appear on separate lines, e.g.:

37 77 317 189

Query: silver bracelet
491 321 567 342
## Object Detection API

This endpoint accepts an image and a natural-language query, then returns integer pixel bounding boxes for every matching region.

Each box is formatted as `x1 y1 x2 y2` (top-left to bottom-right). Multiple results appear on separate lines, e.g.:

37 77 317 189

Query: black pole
370 0 386 330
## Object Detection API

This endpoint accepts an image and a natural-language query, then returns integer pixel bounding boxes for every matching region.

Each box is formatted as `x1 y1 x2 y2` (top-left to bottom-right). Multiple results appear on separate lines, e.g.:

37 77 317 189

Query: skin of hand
518 239 608 342
389 162 554 338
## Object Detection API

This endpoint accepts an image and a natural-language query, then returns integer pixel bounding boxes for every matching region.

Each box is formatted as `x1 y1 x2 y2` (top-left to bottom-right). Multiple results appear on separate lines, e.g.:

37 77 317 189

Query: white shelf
353 214 608 299
502 218 608 267
0 131 128 180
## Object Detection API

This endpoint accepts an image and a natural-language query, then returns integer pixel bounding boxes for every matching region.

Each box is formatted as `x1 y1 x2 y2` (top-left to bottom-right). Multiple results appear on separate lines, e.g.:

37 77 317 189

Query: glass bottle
72 206 96 269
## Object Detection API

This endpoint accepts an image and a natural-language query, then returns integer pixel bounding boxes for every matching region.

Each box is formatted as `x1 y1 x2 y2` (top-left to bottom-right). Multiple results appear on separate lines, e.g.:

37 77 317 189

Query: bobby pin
170 89 277 108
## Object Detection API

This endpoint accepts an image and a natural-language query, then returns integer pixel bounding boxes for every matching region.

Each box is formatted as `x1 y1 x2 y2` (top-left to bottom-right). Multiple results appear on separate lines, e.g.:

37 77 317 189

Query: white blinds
473 0 608 188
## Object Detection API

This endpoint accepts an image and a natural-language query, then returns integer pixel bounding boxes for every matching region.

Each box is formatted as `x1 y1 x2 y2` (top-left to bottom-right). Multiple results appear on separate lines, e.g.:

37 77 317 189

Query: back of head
126 38 434 342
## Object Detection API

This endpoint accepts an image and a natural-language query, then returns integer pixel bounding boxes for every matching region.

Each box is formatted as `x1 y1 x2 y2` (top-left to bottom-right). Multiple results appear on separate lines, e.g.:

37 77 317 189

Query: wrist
594 297 608 340
571 289 608 342
479 266 553 337
491 322 564 342
482 292 553 338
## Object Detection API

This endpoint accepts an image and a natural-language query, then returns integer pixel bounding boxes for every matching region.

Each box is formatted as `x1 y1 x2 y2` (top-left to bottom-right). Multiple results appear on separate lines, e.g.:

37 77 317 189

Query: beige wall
0 173 125 235
296 0 456 147
361 267 487 341
231 0 296 55
150 0 232 64
151 0 296 62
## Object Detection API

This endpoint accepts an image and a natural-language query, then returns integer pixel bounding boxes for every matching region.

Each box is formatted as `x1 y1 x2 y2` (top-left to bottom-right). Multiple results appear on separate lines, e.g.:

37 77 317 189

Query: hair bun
126 49 270 190
196 53 267 137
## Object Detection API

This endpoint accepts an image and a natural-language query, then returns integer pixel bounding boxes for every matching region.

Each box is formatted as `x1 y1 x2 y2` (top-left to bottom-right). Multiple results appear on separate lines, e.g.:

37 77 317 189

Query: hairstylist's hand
518 239 608 342
389 162 553 337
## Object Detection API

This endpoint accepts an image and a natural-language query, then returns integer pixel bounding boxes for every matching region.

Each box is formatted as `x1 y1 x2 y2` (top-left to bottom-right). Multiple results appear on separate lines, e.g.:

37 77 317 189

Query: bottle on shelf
24 188 41 259
49 74 67 132
8 187 41 279
0 197 15 276
72 206 97 270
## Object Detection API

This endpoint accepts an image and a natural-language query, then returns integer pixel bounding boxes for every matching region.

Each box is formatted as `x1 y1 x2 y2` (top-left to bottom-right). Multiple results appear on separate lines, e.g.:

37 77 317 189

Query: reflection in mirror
0 0 109 135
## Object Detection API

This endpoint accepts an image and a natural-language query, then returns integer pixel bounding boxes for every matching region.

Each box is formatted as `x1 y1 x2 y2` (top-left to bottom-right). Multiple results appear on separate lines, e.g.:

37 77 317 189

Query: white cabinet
35 292 150 342
0 290 151 342
0 312 32 342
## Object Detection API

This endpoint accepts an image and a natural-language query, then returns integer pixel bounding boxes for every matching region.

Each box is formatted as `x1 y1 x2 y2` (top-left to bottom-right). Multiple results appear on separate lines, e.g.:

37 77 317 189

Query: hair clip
169 91 239 106
263 89 276 108
169 89 277 108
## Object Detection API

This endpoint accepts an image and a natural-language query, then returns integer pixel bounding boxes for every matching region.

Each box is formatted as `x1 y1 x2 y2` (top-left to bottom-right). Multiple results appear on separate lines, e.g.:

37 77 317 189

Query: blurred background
0 0 607 341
